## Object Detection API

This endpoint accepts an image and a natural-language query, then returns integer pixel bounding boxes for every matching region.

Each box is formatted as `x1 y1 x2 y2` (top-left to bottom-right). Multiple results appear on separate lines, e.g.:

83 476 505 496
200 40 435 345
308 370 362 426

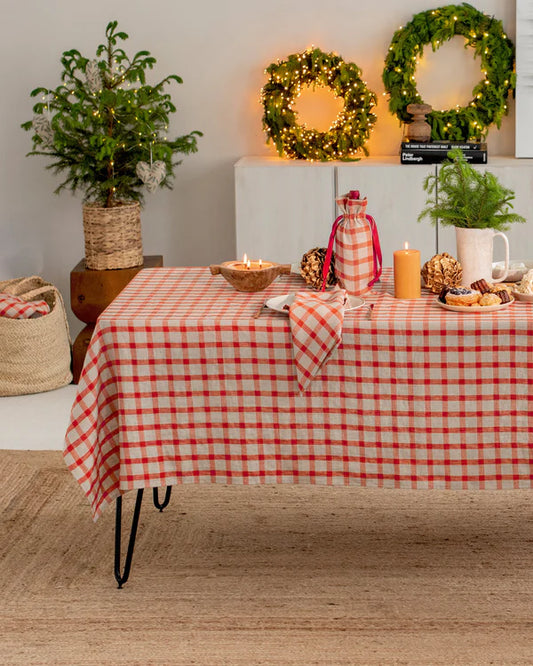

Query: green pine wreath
382 3 515 141
261 47 377 161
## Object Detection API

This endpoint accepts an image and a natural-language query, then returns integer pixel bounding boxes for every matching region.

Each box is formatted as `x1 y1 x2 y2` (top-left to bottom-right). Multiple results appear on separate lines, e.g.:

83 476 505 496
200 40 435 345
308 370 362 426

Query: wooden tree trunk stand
70 255 163 383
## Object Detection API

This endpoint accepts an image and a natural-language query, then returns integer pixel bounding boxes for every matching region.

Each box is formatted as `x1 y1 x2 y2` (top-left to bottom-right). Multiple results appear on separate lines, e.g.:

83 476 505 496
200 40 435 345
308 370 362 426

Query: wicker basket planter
82 201 143 270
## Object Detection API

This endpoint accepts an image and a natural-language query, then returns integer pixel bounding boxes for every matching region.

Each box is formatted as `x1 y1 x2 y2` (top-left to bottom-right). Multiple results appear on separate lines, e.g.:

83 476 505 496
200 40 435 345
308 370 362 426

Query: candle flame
259 259 262 268
246 259 251 269
242 253 248 263
404 241 409 250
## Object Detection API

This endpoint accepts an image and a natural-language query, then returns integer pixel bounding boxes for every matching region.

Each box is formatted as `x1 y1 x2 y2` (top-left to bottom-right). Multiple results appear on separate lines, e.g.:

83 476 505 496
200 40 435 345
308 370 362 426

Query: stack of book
400 141 487 165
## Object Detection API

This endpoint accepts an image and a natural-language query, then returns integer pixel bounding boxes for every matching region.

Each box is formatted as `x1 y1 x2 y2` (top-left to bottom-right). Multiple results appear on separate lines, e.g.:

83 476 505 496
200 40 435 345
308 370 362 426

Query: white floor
0 384 77 450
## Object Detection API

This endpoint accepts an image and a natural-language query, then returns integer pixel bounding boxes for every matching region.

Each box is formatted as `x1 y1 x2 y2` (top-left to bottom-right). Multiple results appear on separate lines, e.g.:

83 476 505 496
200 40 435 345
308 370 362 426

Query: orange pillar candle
393 242 421 299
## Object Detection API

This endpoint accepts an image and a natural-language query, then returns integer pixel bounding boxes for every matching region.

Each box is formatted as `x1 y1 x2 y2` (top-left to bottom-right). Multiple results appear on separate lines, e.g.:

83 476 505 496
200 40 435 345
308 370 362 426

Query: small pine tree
22 21 202 208
418 148 525 231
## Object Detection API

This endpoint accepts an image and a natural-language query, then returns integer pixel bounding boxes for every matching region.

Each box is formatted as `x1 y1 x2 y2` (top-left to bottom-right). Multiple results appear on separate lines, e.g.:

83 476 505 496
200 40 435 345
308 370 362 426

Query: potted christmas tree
418 149 525 285
22 20 201 270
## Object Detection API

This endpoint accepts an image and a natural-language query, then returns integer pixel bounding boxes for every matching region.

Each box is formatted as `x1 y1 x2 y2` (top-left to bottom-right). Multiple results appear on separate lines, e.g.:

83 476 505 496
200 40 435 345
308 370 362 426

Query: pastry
490 282 512 295
445 287 481 307
479 292 501 306
516 269 533 295
470 279 491 294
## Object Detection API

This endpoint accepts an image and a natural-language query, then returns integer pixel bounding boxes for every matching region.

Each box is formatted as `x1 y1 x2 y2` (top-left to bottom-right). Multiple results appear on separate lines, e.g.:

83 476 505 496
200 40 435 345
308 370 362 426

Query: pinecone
421 252 463 293
300 247 337 290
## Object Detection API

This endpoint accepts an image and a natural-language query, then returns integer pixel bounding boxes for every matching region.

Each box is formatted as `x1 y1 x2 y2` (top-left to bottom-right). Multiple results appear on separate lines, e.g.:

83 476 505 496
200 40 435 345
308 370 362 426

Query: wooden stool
70 255 163 383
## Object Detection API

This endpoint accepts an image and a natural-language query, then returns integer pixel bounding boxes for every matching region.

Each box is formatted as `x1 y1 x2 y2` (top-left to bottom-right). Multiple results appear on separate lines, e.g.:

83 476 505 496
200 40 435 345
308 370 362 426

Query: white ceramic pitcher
455 227 509 287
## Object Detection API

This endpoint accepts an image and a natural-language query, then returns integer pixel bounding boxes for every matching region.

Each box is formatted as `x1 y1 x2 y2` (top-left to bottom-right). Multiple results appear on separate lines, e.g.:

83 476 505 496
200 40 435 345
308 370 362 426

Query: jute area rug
1 450 533 665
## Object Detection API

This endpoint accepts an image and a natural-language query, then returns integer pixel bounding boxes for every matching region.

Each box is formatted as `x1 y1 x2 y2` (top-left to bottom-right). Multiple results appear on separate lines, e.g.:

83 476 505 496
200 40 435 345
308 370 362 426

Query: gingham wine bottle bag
322 190 382 295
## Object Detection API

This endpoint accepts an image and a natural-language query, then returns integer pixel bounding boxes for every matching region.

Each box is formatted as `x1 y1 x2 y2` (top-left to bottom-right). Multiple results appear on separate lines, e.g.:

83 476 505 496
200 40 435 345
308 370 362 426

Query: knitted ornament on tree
300 247 337 290
85 60 102 94
136 160 166 192
32 114 54 147
421 252 463 293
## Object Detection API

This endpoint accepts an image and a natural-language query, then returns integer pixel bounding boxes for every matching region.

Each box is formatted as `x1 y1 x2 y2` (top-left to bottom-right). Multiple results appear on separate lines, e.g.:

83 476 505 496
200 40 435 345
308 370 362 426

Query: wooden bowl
209 261 291 292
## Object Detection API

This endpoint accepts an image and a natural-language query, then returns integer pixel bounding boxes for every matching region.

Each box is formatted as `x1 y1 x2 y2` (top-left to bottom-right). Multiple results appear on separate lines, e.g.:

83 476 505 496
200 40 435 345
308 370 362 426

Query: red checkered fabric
0 292 50 319
63 267 533 520
289 289 347 392
334 193 374 295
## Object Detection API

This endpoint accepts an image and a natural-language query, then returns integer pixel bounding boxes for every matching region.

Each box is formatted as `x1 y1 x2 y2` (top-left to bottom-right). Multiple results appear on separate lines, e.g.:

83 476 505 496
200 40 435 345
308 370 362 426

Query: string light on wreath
382 4 515 141
261 47 377 161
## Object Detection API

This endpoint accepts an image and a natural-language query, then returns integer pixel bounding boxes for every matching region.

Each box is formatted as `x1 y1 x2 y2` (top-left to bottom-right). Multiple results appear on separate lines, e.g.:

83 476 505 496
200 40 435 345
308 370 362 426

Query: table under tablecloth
64 267 533 519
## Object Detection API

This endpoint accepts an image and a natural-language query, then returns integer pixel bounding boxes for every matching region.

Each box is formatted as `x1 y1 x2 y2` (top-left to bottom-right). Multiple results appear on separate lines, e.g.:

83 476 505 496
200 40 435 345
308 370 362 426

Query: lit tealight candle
231 254 272 271
393 242 421 299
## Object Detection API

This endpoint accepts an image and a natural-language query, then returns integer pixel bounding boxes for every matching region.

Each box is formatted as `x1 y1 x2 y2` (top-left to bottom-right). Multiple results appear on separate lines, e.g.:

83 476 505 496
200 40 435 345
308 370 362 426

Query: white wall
0 0 516 336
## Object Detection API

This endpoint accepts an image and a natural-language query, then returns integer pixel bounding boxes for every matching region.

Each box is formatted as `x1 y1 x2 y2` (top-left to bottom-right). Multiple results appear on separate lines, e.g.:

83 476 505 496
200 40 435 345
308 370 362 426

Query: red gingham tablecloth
64 267 533 519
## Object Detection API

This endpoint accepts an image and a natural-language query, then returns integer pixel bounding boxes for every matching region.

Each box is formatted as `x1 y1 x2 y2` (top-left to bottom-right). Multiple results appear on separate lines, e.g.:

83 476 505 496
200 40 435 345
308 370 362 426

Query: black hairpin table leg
114 489 144 589
153 486 172 511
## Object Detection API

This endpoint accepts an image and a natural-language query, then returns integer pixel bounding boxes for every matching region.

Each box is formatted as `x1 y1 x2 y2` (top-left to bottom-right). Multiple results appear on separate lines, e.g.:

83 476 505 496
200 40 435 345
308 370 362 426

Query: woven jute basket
83 201 143 270
0 276 72 396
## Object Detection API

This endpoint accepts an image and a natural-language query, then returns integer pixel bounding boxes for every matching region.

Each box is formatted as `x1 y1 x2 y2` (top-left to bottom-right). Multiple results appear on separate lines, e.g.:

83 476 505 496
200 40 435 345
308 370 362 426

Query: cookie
479 292 501 306
438 287 450 304
494 289 511 304
470 279 491 294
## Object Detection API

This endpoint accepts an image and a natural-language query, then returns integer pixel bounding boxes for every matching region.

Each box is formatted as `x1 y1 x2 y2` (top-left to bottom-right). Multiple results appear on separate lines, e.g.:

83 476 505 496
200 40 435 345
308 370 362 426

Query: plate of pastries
437 279 514 312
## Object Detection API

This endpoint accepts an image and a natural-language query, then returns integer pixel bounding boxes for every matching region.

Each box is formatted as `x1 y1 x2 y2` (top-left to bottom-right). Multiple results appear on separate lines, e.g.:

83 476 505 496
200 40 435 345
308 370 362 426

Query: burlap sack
0 276 72 396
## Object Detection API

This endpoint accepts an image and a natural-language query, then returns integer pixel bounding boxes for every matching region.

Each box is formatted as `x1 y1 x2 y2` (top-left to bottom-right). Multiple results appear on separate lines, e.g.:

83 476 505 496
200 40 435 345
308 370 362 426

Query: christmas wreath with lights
261 47 377 161
382 3 515 141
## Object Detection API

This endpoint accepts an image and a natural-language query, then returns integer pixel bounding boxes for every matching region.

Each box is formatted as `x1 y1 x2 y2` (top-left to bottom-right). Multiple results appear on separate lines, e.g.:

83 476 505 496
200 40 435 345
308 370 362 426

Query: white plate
492 260 533 283
436 297 514 313
265 293 365 314
512 290 533 303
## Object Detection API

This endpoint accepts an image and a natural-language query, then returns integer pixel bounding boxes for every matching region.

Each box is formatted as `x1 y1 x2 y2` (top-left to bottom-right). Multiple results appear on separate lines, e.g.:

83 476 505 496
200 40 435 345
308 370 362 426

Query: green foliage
418 149 526 230
22 20 202 207
261 47 377 161
382 3 515 141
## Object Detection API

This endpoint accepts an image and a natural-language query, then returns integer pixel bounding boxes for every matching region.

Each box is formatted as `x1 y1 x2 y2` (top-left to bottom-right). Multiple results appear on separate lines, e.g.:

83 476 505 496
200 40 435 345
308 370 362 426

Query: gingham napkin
289 289 347 391
0 292 50 319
